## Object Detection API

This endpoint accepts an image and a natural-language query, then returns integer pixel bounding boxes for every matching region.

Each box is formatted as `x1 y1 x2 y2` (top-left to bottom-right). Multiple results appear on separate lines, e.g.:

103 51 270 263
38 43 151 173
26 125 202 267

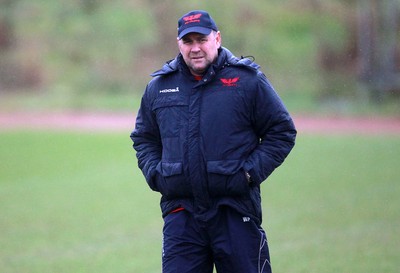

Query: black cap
177 10 218 39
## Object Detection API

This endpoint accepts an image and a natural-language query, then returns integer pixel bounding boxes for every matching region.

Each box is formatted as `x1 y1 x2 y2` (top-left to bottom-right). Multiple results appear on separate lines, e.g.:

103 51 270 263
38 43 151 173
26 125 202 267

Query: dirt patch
292 115 400 136
0 112 135 132
1 111 400 135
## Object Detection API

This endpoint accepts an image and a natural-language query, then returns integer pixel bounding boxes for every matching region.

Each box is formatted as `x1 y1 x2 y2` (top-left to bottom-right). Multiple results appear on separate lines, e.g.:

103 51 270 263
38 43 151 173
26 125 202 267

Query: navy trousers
162 206 272 273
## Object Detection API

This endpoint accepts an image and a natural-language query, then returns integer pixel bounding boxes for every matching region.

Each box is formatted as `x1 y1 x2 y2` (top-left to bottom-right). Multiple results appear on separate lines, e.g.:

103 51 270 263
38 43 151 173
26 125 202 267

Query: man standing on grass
130 10 296 273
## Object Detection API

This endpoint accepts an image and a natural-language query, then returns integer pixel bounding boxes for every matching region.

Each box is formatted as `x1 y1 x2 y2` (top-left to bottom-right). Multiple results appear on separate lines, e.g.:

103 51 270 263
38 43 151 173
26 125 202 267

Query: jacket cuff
243 164 261 185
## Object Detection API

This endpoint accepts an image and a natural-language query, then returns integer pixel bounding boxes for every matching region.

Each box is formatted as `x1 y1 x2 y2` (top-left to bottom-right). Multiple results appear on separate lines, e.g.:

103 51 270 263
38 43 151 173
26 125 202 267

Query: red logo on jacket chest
220 77 239 87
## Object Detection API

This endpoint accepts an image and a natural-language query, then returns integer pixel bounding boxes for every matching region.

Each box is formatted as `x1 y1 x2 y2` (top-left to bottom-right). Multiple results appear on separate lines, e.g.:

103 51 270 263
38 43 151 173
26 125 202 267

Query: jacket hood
150 47 260 77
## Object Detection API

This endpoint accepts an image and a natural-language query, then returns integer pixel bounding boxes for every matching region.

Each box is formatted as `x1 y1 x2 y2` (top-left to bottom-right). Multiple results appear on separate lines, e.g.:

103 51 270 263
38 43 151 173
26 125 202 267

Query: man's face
177 31 221 76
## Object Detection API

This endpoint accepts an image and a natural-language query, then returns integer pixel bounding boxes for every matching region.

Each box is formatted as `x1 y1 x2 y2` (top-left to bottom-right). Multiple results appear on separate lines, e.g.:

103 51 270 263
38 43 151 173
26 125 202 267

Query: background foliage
1 0 399 114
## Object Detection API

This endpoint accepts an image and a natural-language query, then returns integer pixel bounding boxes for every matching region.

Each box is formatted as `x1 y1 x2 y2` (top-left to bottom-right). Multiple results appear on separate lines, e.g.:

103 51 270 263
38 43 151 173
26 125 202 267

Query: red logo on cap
183 13 202 24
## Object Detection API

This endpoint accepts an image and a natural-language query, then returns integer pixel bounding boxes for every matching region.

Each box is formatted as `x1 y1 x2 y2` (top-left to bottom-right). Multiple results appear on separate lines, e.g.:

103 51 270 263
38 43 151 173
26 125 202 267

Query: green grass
265 135 400 272
0 131 162 273
0 131 399 272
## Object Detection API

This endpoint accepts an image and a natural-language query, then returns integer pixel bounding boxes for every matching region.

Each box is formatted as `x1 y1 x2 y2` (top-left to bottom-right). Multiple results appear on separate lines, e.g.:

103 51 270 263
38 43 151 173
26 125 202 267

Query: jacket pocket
207 160 249 197
155 162 192 199
152 95 188 138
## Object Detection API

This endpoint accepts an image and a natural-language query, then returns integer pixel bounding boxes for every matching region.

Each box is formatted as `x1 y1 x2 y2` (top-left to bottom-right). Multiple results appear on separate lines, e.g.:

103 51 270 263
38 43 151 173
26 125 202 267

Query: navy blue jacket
131 47 296 224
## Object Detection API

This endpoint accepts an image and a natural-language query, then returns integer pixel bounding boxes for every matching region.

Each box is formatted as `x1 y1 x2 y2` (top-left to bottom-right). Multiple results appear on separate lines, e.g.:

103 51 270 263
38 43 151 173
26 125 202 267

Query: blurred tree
0 0 17 90
309 0 358 99
0 0 15 50
310 0 400 102
0 0 42 91
80 0 99 14
357 0 400 101
133 0 178 78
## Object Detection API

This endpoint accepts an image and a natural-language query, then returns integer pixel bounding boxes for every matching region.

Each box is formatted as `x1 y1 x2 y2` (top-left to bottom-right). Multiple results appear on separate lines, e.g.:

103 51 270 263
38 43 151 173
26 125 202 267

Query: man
130 10 296 273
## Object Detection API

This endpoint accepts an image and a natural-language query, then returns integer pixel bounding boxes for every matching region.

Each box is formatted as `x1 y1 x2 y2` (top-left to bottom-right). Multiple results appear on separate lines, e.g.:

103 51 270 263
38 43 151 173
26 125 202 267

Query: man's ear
215 31 222 47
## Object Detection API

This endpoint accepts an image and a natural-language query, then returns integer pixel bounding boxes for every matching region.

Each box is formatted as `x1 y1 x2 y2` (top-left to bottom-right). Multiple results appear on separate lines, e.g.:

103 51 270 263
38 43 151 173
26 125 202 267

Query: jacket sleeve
243 72 297 185
130 86 161 191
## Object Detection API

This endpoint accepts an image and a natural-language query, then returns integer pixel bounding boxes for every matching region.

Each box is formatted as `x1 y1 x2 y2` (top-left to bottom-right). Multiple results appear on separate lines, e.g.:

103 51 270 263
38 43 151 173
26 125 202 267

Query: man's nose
191 42 201 52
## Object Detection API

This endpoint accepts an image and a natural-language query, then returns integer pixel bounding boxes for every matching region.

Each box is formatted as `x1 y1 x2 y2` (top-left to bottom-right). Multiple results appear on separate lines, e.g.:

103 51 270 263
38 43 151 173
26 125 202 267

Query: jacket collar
150 47 260 77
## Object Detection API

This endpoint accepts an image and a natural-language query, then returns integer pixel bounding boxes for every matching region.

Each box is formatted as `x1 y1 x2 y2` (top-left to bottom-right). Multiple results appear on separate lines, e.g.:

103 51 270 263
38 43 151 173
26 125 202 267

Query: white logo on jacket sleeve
159 87 180 93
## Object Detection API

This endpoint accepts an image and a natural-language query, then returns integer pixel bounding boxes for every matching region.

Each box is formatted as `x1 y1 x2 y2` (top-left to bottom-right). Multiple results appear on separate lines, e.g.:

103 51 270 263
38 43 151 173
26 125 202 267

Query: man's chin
190 66 206 76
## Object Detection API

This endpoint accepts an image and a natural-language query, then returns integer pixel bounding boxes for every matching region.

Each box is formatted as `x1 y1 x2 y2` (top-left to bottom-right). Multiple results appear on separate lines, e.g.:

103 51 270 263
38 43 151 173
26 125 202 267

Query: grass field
0 131 399 273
